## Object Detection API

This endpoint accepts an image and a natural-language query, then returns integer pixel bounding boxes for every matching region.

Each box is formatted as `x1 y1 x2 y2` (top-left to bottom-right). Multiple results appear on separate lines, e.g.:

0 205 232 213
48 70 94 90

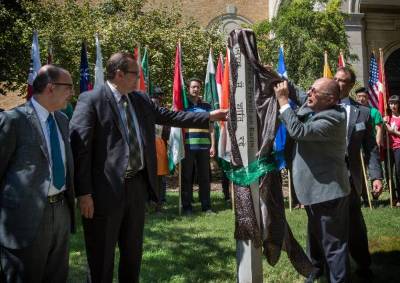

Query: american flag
368 53 380 109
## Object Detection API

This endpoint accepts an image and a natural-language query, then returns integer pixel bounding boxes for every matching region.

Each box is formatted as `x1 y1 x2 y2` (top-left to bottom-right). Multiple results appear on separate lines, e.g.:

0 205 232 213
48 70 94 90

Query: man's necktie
47 114 65 190
121 96 142 173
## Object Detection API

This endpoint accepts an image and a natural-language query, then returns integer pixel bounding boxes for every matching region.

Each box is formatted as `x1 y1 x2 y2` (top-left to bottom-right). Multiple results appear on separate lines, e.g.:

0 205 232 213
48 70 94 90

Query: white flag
94 33 104 89
27 31 41 98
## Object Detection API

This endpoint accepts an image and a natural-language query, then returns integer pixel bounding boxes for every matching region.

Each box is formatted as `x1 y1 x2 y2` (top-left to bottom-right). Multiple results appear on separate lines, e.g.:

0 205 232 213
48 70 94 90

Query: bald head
316 78 340 101
33 64 70 94
306 78 340 112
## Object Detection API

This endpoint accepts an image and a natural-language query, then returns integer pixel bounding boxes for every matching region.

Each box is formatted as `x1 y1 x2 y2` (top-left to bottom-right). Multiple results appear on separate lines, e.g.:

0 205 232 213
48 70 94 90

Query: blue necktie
47 114 65 190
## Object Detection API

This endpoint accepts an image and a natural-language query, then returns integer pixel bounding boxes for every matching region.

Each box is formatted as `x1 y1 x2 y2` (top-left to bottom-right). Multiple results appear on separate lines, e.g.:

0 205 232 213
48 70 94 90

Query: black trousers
83 172 148 283
0 199 71 283
348 188 372 270
391 148 400 200
305 196 350 283
181 149 211 211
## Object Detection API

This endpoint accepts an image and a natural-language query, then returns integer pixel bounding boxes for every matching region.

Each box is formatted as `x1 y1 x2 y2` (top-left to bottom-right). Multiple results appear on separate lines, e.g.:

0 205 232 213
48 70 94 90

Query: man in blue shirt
181 78 216 214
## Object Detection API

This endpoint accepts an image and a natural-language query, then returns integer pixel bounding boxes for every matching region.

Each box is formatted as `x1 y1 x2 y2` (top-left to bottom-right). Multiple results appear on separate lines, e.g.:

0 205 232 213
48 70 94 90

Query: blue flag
274 45 289 170
277 46 288 79
80 42 92 93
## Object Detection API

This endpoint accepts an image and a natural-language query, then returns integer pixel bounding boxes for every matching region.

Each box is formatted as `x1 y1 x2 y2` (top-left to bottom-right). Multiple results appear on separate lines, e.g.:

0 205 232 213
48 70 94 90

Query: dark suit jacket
70 84 210 215
280 105 350 205
0 102 75 249
346 98 382 195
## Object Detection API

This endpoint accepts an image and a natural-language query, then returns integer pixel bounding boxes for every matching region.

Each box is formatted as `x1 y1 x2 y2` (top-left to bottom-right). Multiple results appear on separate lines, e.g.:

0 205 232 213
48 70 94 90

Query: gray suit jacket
280 105 351 205
0 102 75 249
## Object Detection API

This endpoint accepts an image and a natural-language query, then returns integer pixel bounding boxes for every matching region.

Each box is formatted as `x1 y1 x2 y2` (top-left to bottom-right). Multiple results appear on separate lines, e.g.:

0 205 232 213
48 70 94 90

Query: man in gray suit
275 79 351 283
0 65 75 282
334 67 382 281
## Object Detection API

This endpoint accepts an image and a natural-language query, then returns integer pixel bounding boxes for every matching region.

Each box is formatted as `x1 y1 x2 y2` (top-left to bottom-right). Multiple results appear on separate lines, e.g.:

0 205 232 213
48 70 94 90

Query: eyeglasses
124 70 139 76
308 87 332 97
334 77 350 84
52 82 73 87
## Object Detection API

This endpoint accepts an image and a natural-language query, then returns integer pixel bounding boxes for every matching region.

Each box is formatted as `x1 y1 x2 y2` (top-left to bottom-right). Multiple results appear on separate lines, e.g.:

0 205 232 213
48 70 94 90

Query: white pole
231 42 263 283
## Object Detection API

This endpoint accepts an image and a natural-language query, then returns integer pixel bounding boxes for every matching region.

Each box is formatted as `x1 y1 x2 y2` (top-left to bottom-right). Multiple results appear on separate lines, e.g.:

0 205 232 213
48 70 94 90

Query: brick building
145 0 269 35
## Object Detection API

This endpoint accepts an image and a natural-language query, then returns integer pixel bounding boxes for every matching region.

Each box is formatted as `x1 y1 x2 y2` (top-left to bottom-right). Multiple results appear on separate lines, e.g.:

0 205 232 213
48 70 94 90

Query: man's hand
274 80 289 107
210 109 228 121
210 146 215 158
79 194 94 219
371 179 383 199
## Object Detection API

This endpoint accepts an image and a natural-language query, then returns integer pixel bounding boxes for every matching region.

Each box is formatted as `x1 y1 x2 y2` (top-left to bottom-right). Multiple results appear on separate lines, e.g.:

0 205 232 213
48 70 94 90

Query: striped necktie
121 95 142 174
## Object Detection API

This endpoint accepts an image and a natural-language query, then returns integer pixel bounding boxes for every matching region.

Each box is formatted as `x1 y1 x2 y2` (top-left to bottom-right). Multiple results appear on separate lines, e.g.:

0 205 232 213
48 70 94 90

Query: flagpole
288 169 292 212
360 150 373 210
178 162 182 215
230 181 234 211
380 48 393 208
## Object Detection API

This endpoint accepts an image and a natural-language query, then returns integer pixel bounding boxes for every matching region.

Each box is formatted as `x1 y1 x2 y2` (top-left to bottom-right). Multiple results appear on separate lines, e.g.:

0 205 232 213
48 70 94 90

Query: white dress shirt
31 97 66 196
340 97 351 134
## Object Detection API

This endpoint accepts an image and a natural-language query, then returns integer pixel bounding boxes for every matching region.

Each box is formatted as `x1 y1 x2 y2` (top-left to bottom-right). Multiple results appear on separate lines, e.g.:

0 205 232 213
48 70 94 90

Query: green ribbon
221 157 277 187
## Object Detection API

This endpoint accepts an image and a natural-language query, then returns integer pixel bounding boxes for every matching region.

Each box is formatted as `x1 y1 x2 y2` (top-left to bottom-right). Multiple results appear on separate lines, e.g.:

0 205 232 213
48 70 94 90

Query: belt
47 192 65 204
125 168 145 179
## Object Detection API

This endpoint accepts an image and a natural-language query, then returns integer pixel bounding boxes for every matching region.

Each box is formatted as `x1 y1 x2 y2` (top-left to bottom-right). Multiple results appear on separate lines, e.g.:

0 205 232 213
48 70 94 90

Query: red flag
338 51 345 68
216 54 223 107
378 49 387 116
172 42 188 110
134 47 146 92
217 48 231 161
221 48 230 110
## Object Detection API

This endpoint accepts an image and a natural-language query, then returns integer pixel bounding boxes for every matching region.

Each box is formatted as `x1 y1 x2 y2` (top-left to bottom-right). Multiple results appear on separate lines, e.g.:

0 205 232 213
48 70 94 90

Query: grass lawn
68 191 400 282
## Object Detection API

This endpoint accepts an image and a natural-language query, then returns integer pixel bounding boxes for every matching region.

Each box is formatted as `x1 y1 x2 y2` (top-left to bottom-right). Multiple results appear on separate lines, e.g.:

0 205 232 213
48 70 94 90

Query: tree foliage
0 1 30 94
252 0 356 89
0 0 225 100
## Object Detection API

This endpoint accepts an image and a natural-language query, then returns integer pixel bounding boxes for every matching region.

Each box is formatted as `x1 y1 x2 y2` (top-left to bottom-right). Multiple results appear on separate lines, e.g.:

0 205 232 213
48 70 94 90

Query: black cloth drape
227 29 313 278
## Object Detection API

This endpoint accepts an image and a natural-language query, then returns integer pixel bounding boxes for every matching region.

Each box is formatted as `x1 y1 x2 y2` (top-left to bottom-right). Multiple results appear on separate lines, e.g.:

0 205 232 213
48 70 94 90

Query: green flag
204 48 219 110
141 47 150 95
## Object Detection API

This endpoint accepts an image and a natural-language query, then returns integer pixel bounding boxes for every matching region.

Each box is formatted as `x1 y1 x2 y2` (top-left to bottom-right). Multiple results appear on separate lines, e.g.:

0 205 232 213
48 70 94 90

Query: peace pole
231 42 263 283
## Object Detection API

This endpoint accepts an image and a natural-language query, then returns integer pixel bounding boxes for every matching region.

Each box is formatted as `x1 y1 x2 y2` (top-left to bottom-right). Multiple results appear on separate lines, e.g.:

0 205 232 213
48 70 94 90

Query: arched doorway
385 48 400 96
206 6 253 37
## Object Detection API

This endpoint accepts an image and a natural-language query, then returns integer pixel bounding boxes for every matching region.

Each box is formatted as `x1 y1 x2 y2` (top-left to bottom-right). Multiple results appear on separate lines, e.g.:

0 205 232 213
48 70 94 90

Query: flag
204 48 219 110
277 45 288 79
168 42 188 172
378 49 388 116
338 51 345 68
94 33 104 89
79 41 92 93
141 47 150 95
134 47 146 92
368 53 380 109
274 45 289 170
323 51 333 79
218 48 231 162
27 31 41 100
47 45 53 64
216 54 223 107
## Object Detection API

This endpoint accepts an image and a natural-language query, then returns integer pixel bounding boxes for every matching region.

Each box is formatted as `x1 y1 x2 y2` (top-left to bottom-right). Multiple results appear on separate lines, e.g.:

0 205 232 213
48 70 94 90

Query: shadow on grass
370 250 400 283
